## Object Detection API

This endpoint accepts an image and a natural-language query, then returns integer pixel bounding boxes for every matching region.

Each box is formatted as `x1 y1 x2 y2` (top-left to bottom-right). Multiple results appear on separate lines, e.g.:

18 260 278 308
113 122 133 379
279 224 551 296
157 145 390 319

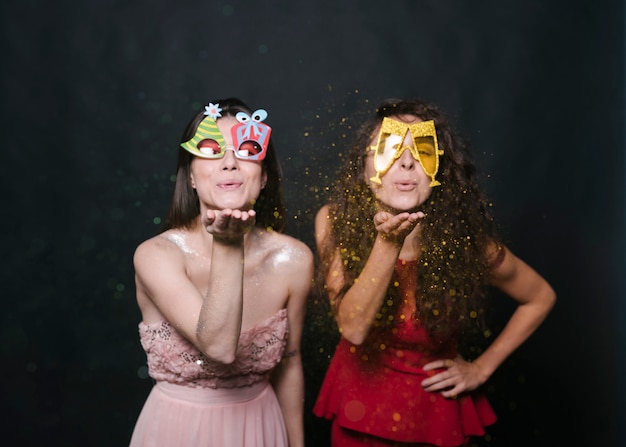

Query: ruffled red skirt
313 338 496 447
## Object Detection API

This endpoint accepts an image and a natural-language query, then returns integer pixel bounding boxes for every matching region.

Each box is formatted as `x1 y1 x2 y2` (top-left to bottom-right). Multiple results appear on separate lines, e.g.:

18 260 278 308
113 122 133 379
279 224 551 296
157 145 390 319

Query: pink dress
130 309 289 447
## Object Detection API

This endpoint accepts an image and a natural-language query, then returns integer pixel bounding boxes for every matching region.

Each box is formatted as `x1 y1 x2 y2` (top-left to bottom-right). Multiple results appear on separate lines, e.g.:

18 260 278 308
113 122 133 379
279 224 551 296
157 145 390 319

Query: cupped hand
420 356 488 399
202 208 256 243
373 211 424 245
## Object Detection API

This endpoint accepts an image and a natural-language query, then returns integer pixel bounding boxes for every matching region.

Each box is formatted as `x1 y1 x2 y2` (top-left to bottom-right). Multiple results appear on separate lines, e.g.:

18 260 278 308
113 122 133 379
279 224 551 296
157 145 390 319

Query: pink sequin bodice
138 309 288 389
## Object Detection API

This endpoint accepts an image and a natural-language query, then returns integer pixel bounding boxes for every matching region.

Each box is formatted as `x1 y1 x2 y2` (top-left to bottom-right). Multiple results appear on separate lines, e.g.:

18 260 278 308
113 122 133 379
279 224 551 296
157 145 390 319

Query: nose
398 148 415 170
220 149 239 170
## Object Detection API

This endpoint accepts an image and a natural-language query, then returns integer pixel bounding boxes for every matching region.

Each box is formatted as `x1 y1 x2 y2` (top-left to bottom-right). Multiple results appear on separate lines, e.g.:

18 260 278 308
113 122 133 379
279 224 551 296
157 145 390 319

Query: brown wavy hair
162 97 285 233
318 98 499 337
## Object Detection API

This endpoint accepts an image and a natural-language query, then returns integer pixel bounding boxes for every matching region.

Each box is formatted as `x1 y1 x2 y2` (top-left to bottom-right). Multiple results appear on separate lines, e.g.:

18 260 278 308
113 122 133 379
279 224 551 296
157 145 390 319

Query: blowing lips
217 179 244 190
394 179 417 192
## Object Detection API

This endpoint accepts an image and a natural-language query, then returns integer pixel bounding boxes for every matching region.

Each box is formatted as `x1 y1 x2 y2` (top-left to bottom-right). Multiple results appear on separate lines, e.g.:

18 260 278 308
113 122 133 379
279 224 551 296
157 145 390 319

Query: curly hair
319 98 499 337
163 97 285 233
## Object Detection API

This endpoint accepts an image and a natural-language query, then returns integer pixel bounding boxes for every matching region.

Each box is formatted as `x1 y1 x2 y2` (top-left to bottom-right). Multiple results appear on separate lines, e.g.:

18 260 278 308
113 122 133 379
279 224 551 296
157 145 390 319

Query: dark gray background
2 1 624 446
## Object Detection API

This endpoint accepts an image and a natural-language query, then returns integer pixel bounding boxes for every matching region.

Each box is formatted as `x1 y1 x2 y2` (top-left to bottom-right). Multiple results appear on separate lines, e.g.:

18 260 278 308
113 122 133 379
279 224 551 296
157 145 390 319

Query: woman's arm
315 205 422 345
134 209 255 364
271 240 313 447
421 244 556 397
472 244 556 379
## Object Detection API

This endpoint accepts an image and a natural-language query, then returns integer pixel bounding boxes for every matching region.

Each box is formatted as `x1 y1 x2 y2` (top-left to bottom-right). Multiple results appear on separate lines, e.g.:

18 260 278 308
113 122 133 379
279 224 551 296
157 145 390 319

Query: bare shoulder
486 242 523 283
314 204 334 252
315 205 332 229
133 230 188 271
252 230 314 285
264 230 314 264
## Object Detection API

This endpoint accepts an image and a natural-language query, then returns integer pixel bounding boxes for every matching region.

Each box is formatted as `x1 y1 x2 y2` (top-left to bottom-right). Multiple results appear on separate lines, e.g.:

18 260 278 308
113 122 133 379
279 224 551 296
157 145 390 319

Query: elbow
196 324 239 364
337 324 368 346
335 308 374 345
196 335 238 364
546 287 557 312
219 353 237 365
342 333 365 346
202 346 237 365
533 285 557 320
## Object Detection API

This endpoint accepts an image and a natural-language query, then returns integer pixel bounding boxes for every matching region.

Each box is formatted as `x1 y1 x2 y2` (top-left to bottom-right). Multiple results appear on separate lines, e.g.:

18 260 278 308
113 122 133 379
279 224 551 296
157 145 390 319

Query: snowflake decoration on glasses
204 103 222 119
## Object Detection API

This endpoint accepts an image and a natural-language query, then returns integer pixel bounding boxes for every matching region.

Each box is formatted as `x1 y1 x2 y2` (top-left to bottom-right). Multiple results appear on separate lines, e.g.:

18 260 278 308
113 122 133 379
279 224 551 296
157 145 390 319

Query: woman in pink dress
130 97 313 447
312 98 556 446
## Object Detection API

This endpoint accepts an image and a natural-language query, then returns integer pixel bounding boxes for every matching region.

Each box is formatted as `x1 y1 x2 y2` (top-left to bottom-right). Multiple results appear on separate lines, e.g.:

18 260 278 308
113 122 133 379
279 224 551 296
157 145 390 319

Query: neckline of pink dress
139 308 288 336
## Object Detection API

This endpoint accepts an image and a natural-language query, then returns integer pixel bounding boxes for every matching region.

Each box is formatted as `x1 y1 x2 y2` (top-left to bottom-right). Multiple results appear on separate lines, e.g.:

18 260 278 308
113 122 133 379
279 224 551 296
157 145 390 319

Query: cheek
190 159 209 177
189 166 198 188
421 185 434 200
244 165 265 186
363 157 376 182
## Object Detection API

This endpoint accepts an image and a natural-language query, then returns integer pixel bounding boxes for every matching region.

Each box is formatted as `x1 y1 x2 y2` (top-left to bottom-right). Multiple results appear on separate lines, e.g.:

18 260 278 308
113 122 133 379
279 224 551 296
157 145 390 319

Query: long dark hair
162 97 285 233
320 98 499 336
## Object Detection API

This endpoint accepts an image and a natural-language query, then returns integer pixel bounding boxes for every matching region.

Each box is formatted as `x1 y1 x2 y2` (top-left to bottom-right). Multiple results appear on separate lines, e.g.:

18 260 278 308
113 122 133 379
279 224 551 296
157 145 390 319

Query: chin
215 201 250 211
380 200 424 214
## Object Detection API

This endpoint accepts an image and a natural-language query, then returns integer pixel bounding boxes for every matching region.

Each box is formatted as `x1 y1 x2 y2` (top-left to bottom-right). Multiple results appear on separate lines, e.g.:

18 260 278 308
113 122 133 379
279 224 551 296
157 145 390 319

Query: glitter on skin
162 232 200 256
267 243 307 270
274 250 290 265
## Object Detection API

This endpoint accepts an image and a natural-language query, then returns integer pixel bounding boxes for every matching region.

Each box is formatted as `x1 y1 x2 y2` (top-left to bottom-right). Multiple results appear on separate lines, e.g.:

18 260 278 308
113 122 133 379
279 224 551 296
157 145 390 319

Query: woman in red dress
313 98 556 446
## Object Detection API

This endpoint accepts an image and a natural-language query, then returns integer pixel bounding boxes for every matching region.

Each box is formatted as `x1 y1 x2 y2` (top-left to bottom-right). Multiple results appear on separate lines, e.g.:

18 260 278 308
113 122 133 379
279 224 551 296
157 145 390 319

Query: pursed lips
217 180 243 190
394 179 417 191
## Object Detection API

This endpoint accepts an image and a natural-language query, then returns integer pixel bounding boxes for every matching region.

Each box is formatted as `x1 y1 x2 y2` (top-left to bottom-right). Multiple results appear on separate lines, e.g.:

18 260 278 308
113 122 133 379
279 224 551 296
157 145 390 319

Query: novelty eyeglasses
181 105 271 161
195 139 266 160
369 118 443 187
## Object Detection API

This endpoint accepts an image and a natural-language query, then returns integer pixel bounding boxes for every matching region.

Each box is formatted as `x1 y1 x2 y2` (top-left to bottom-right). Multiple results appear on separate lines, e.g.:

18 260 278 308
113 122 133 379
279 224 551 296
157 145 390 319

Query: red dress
313 260 496 446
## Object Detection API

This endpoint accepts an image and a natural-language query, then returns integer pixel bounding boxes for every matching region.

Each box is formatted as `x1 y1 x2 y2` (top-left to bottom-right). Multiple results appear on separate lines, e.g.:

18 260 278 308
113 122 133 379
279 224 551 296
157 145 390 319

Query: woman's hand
373 211 424 245
421 356 489 398
202 208 256 244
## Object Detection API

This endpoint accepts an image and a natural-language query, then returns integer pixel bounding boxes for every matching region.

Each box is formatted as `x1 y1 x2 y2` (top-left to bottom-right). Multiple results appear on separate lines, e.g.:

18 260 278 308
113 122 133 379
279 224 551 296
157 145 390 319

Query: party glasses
181 106 271 161
195 139 266 160
369 118 443 187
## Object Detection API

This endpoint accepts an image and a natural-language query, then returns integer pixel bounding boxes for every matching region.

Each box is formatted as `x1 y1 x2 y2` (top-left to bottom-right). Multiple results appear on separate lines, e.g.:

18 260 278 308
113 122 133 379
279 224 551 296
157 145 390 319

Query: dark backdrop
2 1 624 446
